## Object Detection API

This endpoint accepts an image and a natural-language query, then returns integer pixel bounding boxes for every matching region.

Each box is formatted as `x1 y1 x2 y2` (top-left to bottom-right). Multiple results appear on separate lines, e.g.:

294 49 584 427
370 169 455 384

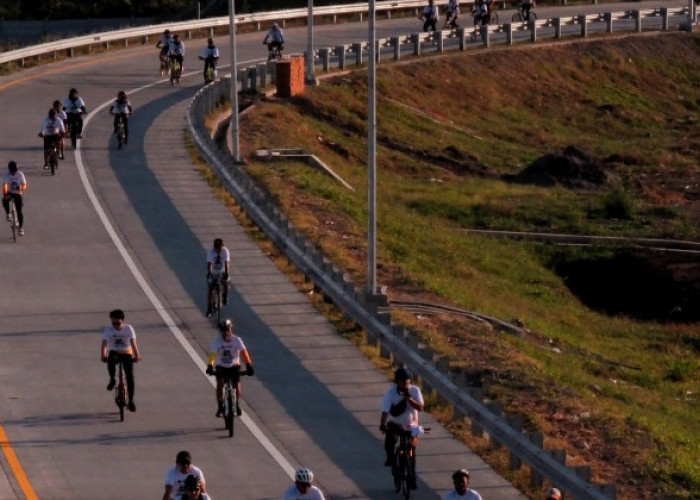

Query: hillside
235 32 700 498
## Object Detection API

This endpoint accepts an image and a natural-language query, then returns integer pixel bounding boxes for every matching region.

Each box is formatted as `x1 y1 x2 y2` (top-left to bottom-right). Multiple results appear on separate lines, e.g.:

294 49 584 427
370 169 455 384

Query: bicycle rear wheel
401 454 410 499
116 364 126 422
512 11 523 22
49 149 57 176
117 122 125 149
530 11 537 20
225 387 234 437
215 285 222 324
490 11 499 25
9 199 17 243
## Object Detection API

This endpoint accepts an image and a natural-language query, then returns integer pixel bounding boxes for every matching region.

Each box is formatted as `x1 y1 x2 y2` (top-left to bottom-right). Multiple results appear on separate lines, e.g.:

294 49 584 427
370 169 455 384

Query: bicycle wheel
49 149 57 176
512 11 524 22
401 454 410 499
225 386 234 437
116 365 126 422
215 285 222 324
530 11 537 21
117 122 125 150
490 11 499 25
9 199 17 243
70 126 77 149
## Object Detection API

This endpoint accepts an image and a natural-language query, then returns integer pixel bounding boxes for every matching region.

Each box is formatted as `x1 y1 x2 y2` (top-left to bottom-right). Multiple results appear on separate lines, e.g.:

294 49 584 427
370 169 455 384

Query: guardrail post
634 10 642 32
528 431 545 487
505 23 513 44
335 45 346 69
375 40 381 64
436 30 444 52
605 11 613 32
142 35 148 45
353 42 363 65
391 36 401 60
480 24 490 47
507 415 524 470
238 68 248 92
661 7 669 30
319 48 330 71
411 33 421 55
554 17 562 38
529 19 537 42
457 27 466 50
359 12 363 22
67 48 74 58
486 402 503 449
258 63 268 87
579 14 587 37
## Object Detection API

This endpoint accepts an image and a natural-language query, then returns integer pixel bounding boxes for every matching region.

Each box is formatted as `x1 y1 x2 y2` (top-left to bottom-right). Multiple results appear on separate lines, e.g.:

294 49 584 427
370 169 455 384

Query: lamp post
306 0 315 84
367 0 377 294
229 0 241 163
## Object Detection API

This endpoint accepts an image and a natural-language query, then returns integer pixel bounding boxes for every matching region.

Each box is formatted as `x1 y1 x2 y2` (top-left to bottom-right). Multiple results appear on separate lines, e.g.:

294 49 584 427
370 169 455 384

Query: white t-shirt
63 96 86 114
447 0 460 13
380 385 424 428
39 116 66 136
110 99 132 115
168 41 185 56
101 324 136 354
158 34 172 47
200 46 219 59
282 484 325 500
2 171 27 195
422 5 438 18
164 465 205 500
206 247 230 275
55 109 68 122
443 489 483 500
209 335 246 367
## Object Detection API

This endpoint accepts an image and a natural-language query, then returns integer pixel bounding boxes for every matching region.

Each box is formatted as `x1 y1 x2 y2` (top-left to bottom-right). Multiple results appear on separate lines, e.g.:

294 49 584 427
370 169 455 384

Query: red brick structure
276 57 305 97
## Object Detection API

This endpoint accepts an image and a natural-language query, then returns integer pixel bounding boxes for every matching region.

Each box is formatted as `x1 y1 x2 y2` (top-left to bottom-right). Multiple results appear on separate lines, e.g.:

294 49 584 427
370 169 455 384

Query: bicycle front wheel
401 454 410 499
490 12 499 25
530 11 537 21
512 12 523 22
226 390 234 437
9 200 17 243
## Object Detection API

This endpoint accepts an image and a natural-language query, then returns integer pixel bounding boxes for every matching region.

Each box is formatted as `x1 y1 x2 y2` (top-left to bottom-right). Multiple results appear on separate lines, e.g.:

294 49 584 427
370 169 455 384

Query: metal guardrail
0 0 442 67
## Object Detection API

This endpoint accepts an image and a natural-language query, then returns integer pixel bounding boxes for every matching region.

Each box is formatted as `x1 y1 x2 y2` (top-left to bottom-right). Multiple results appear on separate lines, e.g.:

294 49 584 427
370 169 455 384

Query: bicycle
473 9 499 26
66 112 84 149
159 52 170 76
115 114 127 150
7 196 19 242
170 58 182 85
512 4 537 22
265 42 283 61
207 367 247 437
209 275 224 324
442 12 460 29
47 139 59 176
113 357 128 422
386 426 430 499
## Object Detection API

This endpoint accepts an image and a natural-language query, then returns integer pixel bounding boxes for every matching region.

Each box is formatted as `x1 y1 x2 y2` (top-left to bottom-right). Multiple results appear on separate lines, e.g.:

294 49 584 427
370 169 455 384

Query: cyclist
445 0 460 28
163 450 207 500
419 0 439 32
472 0 490 25
283 468 325 500
521 0 534 21
262 23 285 57
206 319 254 417
167 33 185 83
156 29 173 72
2 161 27 236
38 108 65 169
109 91 133 145
443 469 482 499
379 366 425 490
183 474 211 500
198 37 220 84
62 87 86 140
205 237 230 318
100 309 141 412
52 100 67 159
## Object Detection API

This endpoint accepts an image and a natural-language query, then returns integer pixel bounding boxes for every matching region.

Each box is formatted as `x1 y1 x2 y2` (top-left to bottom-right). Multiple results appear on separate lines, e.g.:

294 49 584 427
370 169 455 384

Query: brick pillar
276 57 305 97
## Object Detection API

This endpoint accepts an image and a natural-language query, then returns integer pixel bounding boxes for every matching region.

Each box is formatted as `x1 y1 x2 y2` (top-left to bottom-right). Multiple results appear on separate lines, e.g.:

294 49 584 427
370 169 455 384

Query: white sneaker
19 228 24 236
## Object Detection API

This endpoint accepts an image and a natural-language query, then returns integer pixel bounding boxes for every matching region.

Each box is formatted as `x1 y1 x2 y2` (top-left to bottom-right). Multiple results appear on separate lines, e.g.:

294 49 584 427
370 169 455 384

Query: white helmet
295 468 313 483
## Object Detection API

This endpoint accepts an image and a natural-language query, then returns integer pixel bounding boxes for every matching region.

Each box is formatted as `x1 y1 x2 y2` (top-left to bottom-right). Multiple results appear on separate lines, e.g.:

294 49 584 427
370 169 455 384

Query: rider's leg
123 115 129 143
2 196 9 218
234 371 242 415
122 354 135 402
43 136 51 166
408 443 417 489
215 371 225 415
14 194 23 229
106 350 117 387
384 425 398 466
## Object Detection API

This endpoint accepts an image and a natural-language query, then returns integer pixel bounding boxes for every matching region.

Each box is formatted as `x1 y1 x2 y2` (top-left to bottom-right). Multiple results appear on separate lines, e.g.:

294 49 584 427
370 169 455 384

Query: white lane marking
75 78 296 480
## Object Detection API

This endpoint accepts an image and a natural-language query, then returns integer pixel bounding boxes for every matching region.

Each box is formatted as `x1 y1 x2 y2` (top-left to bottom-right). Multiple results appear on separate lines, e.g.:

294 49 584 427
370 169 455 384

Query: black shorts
216 365 241 383
43 134 60 150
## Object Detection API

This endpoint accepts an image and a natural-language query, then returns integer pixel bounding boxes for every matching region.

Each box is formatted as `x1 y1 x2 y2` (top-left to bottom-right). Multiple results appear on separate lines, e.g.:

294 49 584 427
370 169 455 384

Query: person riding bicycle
52 100 67 159
62 87 86 140
419 0 439 32
443 469 482 499
205 237 230 317
100 309 141 412
167 33 185 81
379 367 425 490
109 91 133 145
156 29 173 61
283 468 326 500
472 0 490 25
262 23 285 56
206 319 254 417
38 108 66 169
198 38 220 84
2 161 27 236
445 0 460 28
163 450 207 500
521 0 534 21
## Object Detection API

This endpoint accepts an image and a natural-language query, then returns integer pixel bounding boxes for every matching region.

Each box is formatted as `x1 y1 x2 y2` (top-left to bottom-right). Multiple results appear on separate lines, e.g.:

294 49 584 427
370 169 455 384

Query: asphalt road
0 3 688 498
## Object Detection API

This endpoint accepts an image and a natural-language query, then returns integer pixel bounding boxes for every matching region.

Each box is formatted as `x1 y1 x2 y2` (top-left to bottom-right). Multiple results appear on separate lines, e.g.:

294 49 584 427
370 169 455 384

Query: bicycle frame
114 358 127 421
116 115 126 149
8 196 18 242
393 430 415 499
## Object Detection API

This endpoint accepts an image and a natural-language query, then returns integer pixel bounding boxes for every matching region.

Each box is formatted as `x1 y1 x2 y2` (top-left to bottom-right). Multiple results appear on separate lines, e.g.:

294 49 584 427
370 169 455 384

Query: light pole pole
367 0 377 294
229 0 241 163
306 0 315 84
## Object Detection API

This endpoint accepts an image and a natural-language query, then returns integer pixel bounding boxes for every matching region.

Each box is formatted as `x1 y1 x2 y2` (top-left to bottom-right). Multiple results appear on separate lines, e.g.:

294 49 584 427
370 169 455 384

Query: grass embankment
231 34 700 498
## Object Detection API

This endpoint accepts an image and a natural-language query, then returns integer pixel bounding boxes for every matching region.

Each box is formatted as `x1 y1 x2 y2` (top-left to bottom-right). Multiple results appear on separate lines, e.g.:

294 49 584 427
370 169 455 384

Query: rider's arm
241 348 252 366
130 338 141 361
162 485 173 500
380 410 389 429
100 338 109 361
207 351 216 366
406 387 424 412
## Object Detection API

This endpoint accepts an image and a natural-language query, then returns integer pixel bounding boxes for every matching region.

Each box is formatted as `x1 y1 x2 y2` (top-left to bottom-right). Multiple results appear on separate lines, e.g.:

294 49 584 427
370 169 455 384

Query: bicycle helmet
452 469 470 480
117 91 127 100
7 161 17 173
295 468 313 483
394 367 412 382
219 319 233 332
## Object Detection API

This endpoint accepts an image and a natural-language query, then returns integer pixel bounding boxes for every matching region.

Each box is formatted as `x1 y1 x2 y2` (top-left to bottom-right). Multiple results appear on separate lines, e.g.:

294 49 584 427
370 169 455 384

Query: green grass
238 33 700 497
